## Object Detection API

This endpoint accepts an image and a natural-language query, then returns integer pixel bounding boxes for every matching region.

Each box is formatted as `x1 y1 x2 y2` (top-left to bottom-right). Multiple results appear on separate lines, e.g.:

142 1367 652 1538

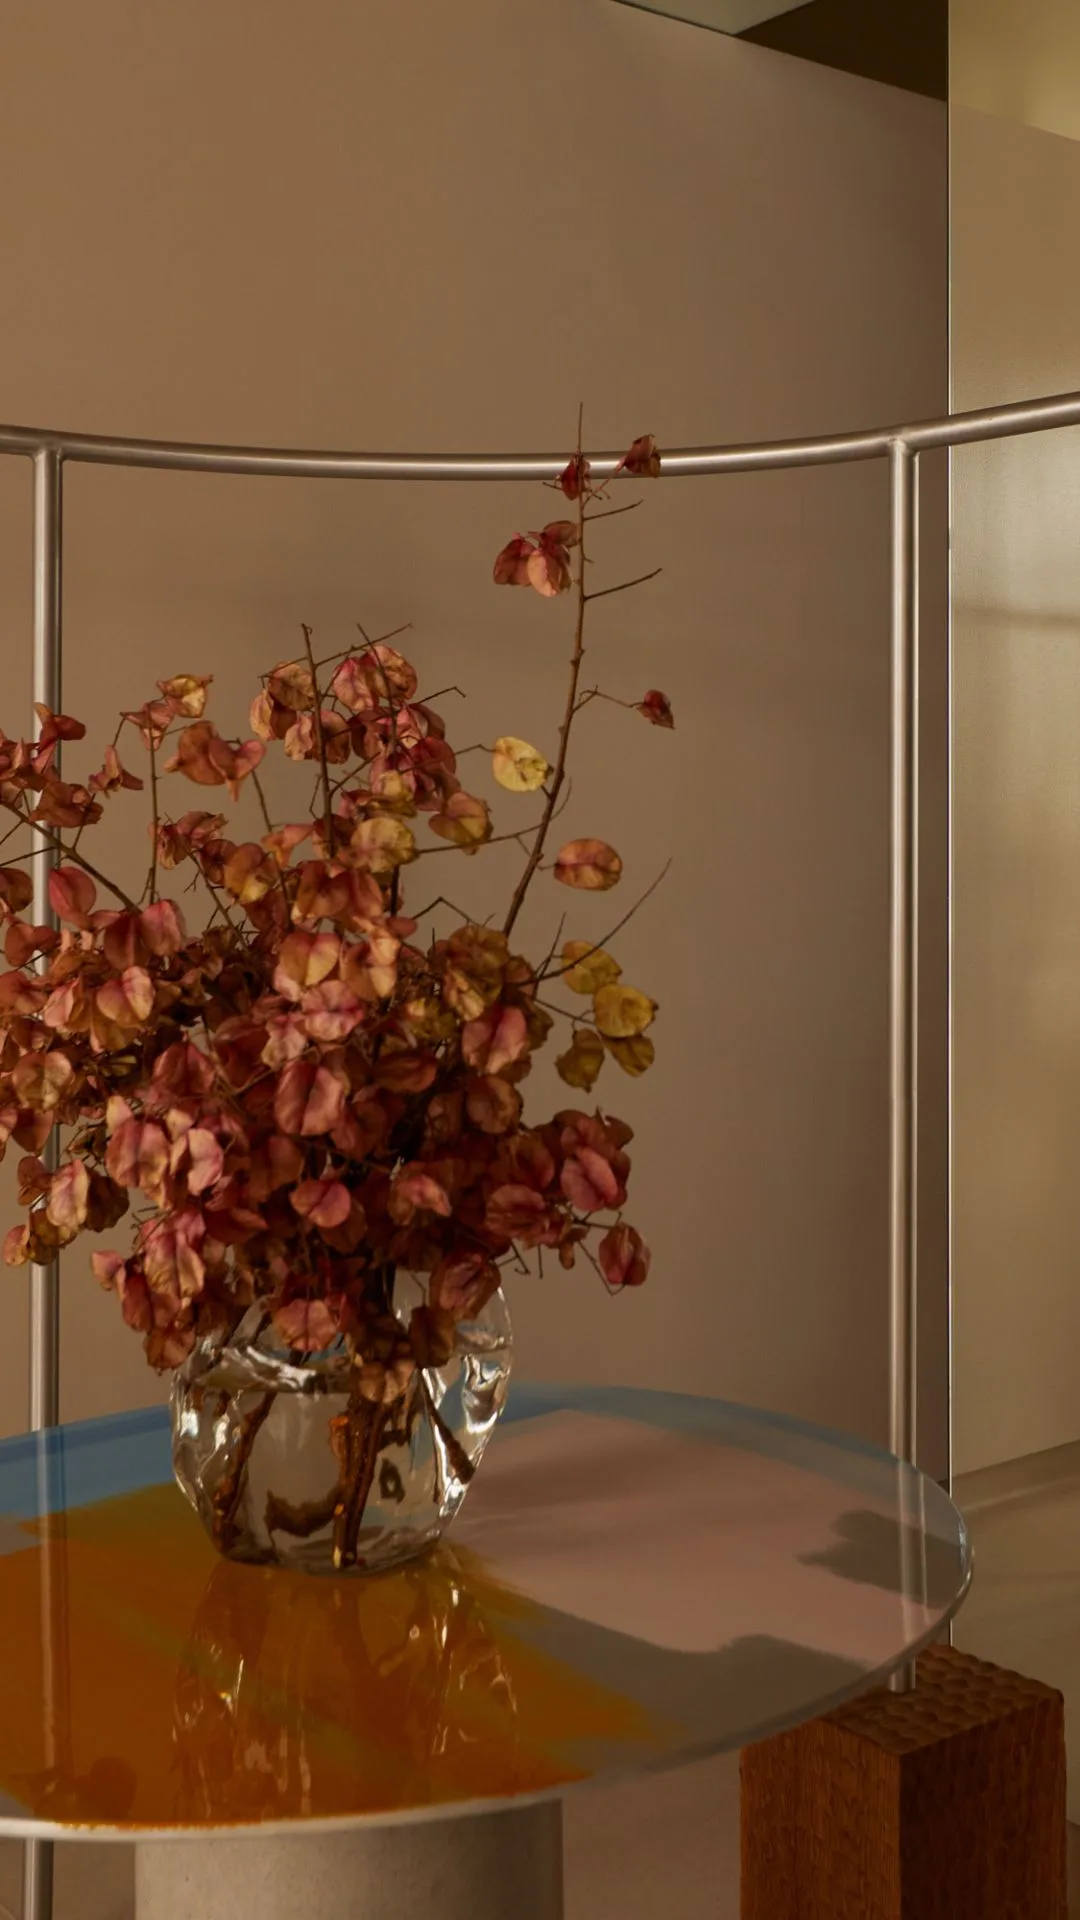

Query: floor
1 1757 1077 1918
0 1751 744 1920
2 1462 1077 1919
954 1445 1080 1827
951 1445 1080 1911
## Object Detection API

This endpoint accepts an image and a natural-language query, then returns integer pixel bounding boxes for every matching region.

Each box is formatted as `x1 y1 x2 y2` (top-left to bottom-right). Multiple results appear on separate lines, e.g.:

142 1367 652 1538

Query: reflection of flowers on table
11 1754 137 1827
172 1548 522 1822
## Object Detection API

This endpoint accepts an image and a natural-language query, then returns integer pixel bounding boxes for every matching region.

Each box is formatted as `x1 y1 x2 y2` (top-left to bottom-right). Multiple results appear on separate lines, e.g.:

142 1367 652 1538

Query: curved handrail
2 386 1080 478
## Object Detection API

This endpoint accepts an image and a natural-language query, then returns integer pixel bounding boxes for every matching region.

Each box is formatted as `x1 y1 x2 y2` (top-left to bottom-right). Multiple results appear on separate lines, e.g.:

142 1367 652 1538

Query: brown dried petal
158 674 212 719
554 839 623 892
617 433 661 479
429 791 491 854
636 689 674 729
267 660 316 712
599 1223 651 1288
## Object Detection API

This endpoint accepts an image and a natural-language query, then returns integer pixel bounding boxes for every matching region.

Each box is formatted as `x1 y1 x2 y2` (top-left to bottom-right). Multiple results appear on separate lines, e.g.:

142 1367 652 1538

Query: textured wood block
740 1644 1067 1919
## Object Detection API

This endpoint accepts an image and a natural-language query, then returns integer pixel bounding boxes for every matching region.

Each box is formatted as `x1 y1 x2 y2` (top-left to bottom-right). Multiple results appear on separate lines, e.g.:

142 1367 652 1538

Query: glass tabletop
0 1384 970 1839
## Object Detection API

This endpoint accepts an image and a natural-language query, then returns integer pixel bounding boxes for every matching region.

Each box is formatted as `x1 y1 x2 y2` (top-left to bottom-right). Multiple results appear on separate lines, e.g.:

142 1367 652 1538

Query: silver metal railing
4 386 1080 1916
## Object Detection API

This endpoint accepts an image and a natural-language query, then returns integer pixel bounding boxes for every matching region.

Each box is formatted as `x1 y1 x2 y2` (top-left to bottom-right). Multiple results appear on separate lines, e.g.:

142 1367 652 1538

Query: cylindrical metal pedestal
136 1801 563 1920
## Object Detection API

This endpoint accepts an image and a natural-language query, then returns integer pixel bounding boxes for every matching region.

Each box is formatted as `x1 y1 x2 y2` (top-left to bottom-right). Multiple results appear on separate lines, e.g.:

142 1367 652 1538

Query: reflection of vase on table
171 1545 520 1825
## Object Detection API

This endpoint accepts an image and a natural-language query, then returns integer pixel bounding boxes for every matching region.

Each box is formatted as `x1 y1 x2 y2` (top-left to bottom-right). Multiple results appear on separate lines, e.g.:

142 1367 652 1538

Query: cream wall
0 0 947 1462
952 0 1080 143
952 98 1080 1475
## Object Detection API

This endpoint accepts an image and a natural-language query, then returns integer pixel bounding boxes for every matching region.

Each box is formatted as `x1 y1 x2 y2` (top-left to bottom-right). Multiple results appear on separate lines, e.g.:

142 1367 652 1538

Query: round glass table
0 1384 971 1920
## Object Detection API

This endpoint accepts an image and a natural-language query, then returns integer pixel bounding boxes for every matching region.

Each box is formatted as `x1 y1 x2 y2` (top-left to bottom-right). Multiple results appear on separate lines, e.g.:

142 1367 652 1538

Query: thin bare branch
361 630 406 914
249 767 276 837
421 684 467 704
193 864 245 935
72 716 125 855
0 799 137 910
248 768 293 916
578 1236 620 1295
0 816 29 854
574 686 632 716
538 911 567 980
414 823 543 859
311 622 413 675
258 623 415 683
411 893 477 925
584 567 662 605
540 859 672 982
583 500 642 525
533 995 583 1025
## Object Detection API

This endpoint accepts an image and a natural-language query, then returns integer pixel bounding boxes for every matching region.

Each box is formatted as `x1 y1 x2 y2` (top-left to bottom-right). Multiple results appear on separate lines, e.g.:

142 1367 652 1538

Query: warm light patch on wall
953 0 1080 142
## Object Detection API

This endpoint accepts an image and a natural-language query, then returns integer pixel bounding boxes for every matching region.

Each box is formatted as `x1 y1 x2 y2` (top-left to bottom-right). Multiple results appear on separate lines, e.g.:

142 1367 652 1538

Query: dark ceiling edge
740 0 947 104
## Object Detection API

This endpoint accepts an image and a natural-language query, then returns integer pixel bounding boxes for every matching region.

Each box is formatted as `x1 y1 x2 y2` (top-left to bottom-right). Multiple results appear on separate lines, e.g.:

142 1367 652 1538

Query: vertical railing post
888 438 920 1694
23 444 63 1920
28 446 63 1431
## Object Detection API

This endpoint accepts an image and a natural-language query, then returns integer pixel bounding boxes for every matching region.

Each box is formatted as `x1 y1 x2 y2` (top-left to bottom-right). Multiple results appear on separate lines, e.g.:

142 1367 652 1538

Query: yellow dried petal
555 1029 606 1091
492 736 550 794
604 1034 655 1077
593 984 657 1039
350 816 416 872
561 940 622 995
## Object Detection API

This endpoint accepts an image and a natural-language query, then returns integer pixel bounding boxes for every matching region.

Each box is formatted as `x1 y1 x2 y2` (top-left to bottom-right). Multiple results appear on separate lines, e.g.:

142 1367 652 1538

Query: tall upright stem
211 1390 276 1552
302 623 335 856
333 1390 391 1570
146 739 159 903
503 423 589 940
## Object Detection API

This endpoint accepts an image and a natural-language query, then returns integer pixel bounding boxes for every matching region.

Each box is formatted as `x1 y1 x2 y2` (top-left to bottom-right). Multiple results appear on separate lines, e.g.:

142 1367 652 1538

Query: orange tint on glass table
0 1387 971 1837
0 1486 652 1829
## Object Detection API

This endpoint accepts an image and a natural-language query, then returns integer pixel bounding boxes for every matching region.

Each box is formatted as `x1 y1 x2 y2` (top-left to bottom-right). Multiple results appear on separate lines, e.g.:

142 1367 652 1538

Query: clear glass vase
171 1281 512 1575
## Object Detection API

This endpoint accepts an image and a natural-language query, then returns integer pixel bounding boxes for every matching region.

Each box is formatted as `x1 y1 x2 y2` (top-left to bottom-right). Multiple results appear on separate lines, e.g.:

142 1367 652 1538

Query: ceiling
615 1 812 30
612 0 948 103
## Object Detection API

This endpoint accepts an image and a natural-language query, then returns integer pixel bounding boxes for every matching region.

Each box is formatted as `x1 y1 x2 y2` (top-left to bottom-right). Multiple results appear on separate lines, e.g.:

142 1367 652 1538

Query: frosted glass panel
951 0 1080 1831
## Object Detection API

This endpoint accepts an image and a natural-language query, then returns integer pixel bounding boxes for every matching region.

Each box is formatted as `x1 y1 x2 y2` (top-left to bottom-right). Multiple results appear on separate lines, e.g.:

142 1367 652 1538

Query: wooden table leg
740 1644 1067 1920
136 1799 563 1920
